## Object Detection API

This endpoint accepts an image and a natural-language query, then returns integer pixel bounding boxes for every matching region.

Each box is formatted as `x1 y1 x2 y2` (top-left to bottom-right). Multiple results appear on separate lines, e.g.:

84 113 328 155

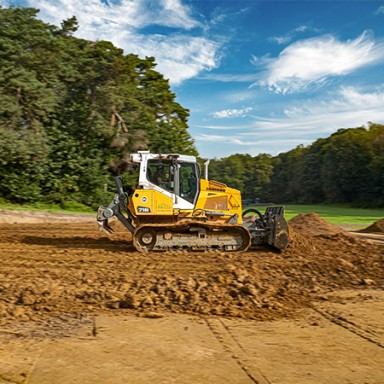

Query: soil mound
358 218 384 234
289 212 344 236
286 226 316 254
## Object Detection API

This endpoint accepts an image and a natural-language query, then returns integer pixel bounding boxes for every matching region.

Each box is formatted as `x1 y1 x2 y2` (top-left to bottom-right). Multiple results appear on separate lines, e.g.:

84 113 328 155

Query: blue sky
1 0 384 158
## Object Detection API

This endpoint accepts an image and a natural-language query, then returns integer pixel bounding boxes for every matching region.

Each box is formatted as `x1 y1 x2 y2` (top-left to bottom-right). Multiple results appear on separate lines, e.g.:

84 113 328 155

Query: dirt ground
0 209 383 383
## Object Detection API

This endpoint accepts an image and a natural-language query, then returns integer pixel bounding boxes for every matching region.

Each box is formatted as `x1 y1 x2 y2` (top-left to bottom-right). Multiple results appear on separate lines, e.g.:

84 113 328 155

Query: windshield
146 159 199 204
147 160 174 191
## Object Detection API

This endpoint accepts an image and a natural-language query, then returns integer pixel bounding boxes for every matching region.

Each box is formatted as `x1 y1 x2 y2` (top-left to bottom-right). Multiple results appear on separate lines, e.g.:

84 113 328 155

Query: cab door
177 162 200 206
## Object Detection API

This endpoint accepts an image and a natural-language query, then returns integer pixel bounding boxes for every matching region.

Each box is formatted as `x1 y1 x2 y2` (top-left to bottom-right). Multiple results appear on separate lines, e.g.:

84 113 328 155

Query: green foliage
0 199 94 214
209 153 274 202
0 129 49 202
209 123 384 208
0 7 196 208
60 200 93 212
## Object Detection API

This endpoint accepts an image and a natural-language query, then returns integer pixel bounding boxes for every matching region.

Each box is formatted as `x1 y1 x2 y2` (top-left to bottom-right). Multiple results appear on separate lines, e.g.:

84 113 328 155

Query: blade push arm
96 176 136 234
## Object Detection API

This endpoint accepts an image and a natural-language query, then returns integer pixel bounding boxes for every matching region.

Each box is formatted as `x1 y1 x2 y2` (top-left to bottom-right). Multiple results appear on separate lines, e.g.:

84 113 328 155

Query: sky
1 0 384 159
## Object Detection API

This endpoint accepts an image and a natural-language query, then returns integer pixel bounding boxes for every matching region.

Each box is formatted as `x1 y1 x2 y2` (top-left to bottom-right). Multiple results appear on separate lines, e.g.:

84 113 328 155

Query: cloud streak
211 107 253 118
6 0 220 85
252 87 384 134
270 25 321 45
256 31 384 94
196 87 384 156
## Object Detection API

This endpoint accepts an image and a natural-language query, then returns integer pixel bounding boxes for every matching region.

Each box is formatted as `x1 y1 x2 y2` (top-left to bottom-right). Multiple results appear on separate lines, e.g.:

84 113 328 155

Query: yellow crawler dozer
97 151 289 252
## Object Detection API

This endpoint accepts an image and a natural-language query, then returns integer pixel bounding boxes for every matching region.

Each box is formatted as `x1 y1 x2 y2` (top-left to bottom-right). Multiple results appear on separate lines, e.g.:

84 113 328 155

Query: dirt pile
0 212 383 335
288 212 345 236
358 218 384 234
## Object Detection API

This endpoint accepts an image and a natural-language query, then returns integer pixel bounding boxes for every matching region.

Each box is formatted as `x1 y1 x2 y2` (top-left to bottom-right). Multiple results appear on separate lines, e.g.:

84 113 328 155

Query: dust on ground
0 210 383 338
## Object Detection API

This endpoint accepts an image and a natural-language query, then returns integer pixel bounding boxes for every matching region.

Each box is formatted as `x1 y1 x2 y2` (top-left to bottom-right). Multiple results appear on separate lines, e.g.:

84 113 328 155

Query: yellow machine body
97 151 289 252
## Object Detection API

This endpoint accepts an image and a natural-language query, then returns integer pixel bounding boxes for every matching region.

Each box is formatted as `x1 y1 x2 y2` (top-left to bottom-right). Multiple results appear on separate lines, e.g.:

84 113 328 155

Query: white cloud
270 25 320 45
250 87 384 138
256 31 384 94
27 0 201 30
283 86 384 118
113 33 219 84
159 0 202 29
211 107 253 119
195 132 315 158
376 5 384 15
11 0 218 85
196 86 384 157
250 54 273 67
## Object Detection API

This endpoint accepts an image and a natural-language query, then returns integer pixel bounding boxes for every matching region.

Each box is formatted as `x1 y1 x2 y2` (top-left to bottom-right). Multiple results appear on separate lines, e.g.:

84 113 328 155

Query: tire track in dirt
311 306 384 348
205 318 271 384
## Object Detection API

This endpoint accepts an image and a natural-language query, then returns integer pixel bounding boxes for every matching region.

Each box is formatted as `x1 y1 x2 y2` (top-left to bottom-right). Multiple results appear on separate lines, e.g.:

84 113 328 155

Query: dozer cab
97 151 289 252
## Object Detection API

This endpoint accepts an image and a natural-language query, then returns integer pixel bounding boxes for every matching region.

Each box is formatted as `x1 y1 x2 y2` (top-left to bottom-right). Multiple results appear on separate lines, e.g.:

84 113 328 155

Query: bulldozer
97 151 289 252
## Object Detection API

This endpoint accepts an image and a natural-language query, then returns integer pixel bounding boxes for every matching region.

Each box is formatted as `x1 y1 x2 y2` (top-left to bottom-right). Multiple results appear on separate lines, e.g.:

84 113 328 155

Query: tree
0 7 197 207
321 128 373 204
366 123 384 206
0 7 61 132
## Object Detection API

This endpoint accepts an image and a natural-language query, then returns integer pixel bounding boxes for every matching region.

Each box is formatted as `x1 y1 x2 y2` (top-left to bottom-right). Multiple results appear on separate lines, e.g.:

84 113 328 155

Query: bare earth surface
0 210 383 383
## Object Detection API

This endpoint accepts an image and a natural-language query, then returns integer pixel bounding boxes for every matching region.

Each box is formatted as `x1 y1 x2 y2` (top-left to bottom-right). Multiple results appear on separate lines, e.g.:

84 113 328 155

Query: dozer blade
265 207 289 250
270 213 289 250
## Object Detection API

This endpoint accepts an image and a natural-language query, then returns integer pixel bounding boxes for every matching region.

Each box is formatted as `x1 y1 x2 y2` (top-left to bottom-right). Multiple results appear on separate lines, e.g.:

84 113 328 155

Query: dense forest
1 7 383 209
208 122 384 208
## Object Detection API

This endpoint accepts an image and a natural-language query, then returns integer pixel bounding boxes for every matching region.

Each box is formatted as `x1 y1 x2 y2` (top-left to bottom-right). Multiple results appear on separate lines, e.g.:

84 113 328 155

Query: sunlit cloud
211 107 253 118
27 0 201 30
112 33 219 84
255 31 384 94
5 0 219 85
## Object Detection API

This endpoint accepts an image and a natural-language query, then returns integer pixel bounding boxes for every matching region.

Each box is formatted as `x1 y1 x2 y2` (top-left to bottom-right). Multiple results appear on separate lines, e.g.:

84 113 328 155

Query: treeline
0 7 196 208
208 123 384 208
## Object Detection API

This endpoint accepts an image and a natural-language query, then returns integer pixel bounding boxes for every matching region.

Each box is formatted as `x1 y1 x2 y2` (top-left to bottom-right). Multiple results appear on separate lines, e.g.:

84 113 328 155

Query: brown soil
358 218 384 233
0 210 383 383
288 212 346 236
0 211 383 334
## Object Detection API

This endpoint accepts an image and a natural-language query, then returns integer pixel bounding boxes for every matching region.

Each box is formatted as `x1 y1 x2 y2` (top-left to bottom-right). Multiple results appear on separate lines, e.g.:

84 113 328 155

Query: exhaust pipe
204 159 210 180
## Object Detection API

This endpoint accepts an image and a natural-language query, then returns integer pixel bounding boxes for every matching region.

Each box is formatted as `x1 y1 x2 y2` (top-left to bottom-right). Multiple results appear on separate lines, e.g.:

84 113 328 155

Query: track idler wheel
133 227 156 252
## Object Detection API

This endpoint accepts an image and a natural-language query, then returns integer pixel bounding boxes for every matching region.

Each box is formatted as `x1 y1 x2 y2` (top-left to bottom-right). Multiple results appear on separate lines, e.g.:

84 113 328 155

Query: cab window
179 162 199 203
147 160 174 191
